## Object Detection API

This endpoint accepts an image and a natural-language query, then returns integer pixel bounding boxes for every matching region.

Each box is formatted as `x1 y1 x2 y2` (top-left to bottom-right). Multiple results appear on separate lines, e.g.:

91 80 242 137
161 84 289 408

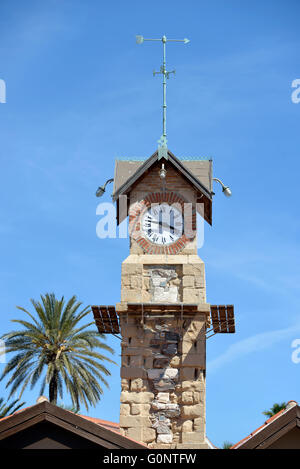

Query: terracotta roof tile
0 406 32 422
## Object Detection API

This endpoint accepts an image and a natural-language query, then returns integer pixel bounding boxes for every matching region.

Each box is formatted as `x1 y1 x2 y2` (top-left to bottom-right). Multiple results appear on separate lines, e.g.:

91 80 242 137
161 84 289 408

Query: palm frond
0 397 26 418
1 293 116 411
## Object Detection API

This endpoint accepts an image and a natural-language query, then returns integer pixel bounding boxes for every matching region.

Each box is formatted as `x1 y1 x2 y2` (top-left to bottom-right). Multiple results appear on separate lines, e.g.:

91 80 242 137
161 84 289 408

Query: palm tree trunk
49 371 58 404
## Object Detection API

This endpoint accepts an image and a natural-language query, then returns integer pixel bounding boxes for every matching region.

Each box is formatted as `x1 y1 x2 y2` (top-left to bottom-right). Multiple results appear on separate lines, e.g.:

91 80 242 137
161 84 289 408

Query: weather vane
136 34 190 159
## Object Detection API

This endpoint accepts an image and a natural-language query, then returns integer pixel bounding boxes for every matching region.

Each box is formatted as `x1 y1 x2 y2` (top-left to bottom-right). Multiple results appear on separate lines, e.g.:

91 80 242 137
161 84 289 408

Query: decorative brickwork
128 162 199 256
129 191 196 255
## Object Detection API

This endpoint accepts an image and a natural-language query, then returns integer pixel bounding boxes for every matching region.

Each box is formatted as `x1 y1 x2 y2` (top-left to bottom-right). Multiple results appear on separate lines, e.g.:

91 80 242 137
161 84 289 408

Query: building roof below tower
231 401 300 449
0 401 146 449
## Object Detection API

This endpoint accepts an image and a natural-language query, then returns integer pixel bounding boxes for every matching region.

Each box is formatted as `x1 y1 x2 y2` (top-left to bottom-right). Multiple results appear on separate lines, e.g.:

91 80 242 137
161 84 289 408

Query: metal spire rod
136 34 190 159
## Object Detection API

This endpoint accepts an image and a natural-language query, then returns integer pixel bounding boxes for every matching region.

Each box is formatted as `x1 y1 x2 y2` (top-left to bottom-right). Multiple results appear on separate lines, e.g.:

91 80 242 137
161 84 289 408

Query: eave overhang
112 149 213 225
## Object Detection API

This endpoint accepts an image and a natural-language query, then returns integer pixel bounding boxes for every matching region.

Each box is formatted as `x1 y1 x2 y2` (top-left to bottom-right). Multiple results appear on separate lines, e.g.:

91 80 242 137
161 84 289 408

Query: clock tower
93 35 235 449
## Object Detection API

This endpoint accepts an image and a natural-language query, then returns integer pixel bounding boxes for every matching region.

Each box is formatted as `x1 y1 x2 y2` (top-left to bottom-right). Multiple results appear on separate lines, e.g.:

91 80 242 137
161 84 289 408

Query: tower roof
112 149 213 225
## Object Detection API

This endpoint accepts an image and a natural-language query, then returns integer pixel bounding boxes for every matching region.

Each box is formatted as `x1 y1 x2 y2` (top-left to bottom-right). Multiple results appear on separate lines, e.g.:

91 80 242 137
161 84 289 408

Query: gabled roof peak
112 148 213 225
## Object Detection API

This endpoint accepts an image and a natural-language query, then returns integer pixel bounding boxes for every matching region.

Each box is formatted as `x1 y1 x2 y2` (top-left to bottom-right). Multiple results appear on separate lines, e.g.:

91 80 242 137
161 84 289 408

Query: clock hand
147 220 180 232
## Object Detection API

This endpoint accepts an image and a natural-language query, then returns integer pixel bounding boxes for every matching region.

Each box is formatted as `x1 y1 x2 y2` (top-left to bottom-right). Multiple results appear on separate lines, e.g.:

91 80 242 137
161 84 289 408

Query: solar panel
209 304 235 334
92 305 120 334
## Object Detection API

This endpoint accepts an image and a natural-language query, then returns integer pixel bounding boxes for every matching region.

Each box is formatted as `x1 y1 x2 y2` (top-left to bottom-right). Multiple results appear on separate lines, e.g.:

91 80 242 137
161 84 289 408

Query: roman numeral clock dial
142 203 183 245
130 192 193 254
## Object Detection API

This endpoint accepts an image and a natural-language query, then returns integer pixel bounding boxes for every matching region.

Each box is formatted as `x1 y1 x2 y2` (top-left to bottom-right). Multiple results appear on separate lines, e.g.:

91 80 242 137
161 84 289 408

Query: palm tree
0 293 116 411
222 441 233 449
0 397 25 418
57 403 80 414
262 402 287 418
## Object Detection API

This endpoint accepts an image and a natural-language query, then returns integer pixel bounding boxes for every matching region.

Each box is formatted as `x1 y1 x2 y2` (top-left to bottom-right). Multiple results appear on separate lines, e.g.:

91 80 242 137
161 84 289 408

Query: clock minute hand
150 220 179 231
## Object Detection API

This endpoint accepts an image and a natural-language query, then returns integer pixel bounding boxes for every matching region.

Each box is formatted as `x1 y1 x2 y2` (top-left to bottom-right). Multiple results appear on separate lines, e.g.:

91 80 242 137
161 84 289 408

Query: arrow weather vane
136 34 190 159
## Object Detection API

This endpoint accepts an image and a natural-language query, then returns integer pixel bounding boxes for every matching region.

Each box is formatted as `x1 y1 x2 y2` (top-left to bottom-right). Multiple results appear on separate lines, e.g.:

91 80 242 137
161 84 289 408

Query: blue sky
0 0 300 448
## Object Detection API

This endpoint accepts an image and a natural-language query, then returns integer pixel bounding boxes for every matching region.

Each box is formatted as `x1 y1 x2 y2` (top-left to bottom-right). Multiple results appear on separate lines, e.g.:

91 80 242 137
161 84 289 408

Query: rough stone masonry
118 312 208 449
117 254 210 449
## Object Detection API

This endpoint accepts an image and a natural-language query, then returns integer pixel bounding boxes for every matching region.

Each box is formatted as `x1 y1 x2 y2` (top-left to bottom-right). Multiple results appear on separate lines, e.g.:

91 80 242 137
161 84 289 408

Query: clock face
129 192 194 255
141 203 183 246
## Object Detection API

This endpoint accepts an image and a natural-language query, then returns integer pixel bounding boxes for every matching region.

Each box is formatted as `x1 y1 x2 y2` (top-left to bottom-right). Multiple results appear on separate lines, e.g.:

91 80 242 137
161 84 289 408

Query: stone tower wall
118 308 208 449
118 163 210 449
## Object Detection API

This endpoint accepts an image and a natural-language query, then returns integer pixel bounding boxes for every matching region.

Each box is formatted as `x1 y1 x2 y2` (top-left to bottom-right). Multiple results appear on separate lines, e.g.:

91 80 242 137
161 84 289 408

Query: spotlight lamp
213 178 232 197
159 163 167 179
95 178 114 197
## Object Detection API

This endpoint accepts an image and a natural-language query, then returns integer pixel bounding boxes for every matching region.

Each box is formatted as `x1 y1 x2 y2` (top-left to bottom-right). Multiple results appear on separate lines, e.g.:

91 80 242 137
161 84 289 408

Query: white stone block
151 401 167 410
163 368 178 380
157 392 170 403
148 368 179 381
166 403 179 411
157 434 173 444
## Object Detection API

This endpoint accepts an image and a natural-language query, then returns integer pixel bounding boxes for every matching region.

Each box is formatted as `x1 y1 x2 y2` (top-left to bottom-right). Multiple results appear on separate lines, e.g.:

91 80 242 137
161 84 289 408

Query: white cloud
204 245 300 304
208 321 300 374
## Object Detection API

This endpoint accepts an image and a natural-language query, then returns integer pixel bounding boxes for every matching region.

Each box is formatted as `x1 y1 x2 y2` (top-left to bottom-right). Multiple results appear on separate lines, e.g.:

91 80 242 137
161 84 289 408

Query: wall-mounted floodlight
213 178 232 197
159 163 167 179
95 178 114 197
